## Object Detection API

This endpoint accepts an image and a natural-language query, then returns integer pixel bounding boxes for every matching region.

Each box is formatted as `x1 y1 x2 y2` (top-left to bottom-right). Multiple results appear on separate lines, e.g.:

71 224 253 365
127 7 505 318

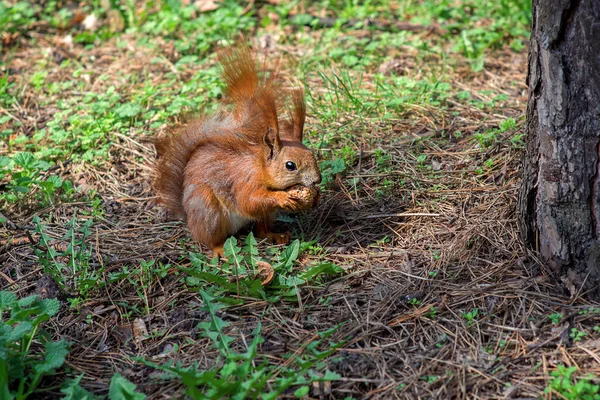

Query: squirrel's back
153 114 230 218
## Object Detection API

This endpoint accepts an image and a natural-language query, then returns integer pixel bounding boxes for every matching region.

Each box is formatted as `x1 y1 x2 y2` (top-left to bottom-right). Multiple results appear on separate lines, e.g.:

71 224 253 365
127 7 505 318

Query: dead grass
2 19 600 400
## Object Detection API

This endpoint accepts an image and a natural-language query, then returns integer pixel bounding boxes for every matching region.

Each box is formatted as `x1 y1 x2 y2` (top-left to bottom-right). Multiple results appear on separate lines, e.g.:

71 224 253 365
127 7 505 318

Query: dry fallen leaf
59 35 73 47
197 0 219 12
113 323 133 345
106 9 125 32
132 318 149 342
82 14 99 31
256 261 274 286
312 380 332 396
76 178 94 194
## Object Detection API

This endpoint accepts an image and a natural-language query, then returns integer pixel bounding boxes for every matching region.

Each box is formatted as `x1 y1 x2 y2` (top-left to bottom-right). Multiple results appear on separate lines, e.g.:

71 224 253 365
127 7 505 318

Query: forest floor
2 1 600 399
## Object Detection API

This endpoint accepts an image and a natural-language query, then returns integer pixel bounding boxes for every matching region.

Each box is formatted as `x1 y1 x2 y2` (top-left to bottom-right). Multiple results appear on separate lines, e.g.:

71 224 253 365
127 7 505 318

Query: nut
287 184 320 210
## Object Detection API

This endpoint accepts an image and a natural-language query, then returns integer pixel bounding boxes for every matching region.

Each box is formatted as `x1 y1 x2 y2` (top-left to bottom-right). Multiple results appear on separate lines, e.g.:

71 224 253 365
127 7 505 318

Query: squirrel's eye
285 161 297 171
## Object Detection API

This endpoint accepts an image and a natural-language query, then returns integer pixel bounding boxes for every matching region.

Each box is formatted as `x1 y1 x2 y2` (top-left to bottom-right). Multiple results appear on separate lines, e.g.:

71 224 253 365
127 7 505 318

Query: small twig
576 345 600 364
0 211 18 230
0 270 16 287
241 0 255 16
359 212 440 219
25 231 45 252
331 251 407 259
105 251 182 267
0 235 30 254
44 158 72 175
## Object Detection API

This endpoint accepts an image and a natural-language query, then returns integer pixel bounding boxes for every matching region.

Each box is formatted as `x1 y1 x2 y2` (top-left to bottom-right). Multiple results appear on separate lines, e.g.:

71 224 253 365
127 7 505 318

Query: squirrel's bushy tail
218 40 282 137
153 121 203 218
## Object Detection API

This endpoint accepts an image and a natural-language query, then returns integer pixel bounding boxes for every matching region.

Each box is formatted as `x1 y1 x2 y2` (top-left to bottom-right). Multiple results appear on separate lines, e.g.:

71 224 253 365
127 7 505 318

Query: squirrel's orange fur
153 40 321 257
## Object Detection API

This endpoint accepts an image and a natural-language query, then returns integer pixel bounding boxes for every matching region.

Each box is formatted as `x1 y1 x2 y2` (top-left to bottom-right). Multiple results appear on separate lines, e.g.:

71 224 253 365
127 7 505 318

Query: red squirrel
153 41 321 257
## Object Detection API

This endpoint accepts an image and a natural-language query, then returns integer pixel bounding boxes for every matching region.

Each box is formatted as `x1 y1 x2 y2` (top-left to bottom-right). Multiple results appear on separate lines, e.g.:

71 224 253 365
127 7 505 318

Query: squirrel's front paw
278 192 303 212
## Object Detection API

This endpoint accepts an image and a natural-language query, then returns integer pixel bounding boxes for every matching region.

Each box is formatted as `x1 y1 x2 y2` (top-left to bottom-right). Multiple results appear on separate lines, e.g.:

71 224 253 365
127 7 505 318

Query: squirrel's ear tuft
263 127 281 159
290 87 305 142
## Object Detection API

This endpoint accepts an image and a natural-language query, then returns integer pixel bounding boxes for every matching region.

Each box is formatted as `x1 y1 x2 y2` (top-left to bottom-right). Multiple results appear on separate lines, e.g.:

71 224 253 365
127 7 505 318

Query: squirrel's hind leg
255 215 290 245
183 185 229 257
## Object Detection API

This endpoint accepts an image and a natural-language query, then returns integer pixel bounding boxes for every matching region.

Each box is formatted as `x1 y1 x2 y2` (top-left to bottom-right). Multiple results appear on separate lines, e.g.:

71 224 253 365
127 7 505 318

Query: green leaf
220 361 237 377
46 175 63 188
276 240 300 272
223 236 242 258
34 160 52 170
279 275 305 287
299 262 344 281
0 156 12 168
34 340 70 374
13 152 35 168
243 232 259 267
108 374 146 400
291 13 313 26
15 185 31 193
198 290 234 355
115 103 142 119
0 291 16 309
0 323 11 344
224 236 245 274
17 294 38 308
322 370 341 380
189 252 207 268
40 298 61 317
184 270 238 292
61 374 96 400
322 159 346 175
39 181 56 192
175 55 198 66
342 55 359 67
294 386 309 397
9 321 33 341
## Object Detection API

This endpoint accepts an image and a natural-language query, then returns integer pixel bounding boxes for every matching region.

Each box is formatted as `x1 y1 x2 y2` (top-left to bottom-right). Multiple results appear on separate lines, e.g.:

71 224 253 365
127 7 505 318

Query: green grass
545 365 600 400
33 215 103 304
138 291 342 399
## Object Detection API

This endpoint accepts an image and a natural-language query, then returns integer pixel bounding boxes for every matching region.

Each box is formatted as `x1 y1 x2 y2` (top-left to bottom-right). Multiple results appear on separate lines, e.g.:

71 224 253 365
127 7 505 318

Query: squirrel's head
262 126 321 191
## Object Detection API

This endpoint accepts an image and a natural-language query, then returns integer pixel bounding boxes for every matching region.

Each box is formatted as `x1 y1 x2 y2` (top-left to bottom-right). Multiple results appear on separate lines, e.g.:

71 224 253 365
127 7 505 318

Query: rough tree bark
518 0 600 298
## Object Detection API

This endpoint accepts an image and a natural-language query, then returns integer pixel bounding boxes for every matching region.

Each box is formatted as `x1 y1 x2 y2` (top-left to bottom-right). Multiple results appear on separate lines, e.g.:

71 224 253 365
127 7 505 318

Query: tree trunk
518 0 600 298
